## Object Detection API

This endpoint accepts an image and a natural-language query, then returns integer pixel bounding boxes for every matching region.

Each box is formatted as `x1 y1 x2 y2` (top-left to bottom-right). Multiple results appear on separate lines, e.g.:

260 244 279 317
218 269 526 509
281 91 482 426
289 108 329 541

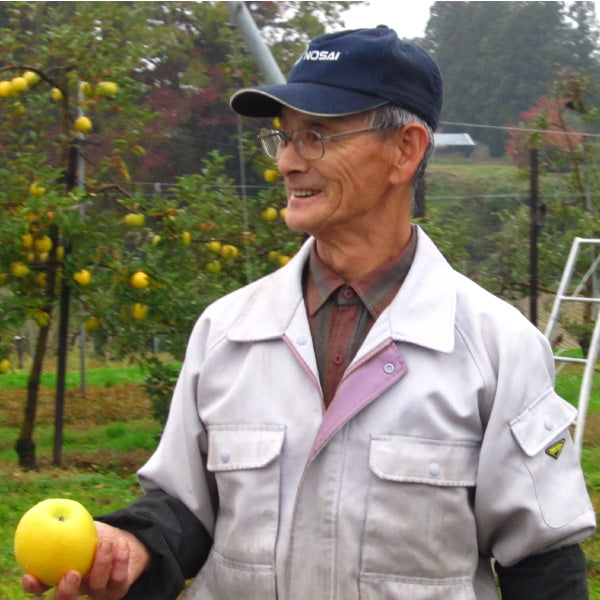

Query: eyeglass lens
261 129 323 161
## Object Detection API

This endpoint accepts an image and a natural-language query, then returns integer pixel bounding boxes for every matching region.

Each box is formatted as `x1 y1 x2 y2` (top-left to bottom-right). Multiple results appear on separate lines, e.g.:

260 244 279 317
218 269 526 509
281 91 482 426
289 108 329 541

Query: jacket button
429 462 441 477
383 362 395 374
544 420 554 431
220 450 231 463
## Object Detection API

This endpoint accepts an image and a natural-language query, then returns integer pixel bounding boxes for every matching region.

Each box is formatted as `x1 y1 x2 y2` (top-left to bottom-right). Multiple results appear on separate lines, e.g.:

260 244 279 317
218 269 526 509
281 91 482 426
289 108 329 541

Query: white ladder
544 237 600 457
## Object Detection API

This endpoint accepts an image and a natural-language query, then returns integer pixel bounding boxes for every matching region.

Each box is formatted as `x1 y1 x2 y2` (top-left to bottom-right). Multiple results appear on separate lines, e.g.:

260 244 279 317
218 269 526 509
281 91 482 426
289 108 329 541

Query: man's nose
276 141 311 176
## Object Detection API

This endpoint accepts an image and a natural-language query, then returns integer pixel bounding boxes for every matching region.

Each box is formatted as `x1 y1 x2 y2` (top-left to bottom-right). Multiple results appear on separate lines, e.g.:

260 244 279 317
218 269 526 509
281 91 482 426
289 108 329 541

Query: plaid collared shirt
303 229 417 407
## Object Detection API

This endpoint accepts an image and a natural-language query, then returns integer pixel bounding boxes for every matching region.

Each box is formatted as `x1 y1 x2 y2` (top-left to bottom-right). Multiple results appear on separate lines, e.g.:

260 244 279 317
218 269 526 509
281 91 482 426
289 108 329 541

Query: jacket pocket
510 390 590 528
359 574 476 600
360 435 480 594
206 424 285 567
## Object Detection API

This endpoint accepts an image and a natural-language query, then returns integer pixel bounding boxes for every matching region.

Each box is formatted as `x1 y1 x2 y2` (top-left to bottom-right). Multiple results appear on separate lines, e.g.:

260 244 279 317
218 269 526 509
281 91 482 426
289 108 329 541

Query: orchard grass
0 364 599 599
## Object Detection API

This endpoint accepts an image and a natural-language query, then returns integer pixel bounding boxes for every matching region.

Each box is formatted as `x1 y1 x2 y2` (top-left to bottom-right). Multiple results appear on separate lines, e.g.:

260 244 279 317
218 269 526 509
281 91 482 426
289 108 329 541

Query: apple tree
0 1 312 468
0 2 164 468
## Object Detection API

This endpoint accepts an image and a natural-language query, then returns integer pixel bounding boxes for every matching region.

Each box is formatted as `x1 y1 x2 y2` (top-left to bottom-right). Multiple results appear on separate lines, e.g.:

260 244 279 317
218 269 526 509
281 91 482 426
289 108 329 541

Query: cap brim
230 82 386 118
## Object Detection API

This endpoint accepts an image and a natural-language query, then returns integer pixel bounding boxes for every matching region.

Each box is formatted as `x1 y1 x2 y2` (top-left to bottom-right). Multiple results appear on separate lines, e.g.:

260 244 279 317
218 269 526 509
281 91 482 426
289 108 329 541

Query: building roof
434 133 475 148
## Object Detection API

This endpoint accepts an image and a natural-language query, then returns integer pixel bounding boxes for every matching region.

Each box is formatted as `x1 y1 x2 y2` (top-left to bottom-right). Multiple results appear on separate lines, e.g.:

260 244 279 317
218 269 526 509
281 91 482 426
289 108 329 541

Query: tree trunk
15 321 51 470
15 224 60 470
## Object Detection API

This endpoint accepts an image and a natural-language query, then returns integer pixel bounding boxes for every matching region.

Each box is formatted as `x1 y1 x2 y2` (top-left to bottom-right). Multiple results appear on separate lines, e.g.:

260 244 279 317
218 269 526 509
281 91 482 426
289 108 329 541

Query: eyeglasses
257 126 382 161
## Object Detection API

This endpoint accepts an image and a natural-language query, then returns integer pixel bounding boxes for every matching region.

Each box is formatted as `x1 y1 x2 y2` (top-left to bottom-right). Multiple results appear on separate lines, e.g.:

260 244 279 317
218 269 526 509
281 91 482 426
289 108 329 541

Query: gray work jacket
138 227 596 600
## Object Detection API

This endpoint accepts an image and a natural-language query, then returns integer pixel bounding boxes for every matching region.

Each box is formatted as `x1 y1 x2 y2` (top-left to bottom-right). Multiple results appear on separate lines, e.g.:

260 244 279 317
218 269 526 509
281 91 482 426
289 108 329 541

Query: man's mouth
290 189 319 198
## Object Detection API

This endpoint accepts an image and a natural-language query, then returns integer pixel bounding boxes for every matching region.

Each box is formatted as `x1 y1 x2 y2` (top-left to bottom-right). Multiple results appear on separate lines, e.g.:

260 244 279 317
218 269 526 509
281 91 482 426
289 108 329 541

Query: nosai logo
301 50 341 62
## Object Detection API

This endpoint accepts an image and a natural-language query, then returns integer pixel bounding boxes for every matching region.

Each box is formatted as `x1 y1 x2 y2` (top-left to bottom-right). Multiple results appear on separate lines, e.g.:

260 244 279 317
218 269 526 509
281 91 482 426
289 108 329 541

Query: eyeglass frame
257 126 385 161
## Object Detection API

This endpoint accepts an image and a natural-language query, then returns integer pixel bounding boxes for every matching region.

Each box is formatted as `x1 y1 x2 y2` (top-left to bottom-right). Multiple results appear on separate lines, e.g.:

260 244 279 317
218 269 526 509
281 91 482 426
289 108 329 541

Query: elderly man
24 26 595 600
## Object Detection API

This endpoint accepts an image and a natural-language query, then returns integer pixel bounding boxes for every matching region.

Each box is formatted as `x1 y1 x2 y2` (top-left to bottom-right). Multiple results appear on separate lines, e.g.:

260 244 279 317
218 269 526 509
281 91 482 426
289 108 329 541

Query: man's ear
389 123 429 186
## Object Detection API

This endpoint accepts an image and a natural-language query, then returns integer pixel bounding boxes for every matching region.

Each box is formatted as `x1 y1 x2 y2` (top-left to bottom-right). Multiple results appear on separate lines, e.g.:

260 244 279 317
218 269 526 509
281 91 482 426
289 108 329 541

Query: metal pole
529 148 539 326
77 84 87 395
226 2 285 85
237 113 252 284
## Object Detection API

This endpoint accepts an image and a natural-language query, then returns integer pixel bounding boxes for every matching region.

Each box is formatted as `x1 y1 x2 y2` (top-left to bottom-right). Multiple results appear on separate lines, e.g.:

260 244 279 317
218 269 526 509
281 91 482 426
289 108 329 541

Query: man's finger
53 570 81 600
106 538 131 597
21 573 49 595
86 538 115 594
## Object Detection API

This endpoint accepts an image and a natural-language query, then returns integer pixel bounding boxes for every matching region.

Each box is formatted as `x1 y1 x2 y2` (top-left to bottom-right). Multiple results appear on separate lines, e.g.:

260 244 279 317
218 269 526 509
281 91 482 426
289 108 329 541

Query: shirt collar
304 227 417 320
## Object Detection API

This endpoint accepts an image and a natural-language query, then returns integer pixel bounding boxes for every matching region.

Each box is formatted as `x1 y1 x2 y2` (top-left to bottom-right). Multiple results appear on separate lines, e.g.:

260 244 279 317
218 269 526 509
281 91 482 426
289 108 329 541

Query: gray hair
364 104 434 192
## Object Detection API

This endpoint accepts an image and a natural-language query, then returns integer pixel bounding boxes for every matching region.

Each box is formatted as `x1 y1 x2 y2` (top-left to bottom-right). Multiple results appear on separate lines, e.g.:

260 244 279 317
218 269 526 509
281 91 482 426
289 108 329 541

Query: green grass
0 365 149 390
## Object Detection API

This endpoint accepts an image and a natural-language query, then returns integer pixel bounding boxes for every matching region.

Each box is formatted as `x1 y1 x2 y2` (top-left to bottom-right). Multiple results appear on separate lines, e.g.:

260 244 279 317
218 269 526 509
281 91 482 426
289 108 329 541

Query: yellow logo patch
545 439 566 459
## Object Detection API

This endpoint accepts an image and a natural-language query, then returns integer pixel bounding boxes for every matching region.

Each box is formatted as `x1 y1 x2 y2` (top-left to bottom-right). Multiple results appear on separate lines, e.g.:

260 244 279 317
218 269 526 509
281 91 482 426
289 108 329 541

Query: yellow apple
21 233 33 248
74 116 92 133
96 81 118 96
279 207 287 220
263 169 280 183
29 181 46 196
10 76 28 94
34 272 47 287
123 213 145 228
205 240 222 254
14 498 98 587
220 244 239 259
84 316 100 332
56 246 65 261
50 87 63 102
132 302 148 320
73 269 91 286
206 260 222 274
151 234 161 246
181 231 191 245
11 261 30 278
23 71 40 87
0 80 13 98
261 207 278 222
0 358 10 373
279 255 291 266
130 271 149 289
34 235 53 253
79 81 93 96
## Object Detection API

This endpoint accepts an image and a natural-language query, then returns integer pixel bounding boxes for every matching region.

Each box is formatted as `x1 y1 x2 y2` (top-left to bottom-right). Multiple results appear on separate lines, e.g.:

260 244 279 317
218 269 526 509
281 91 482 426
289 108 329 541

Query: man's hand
22 521 150 600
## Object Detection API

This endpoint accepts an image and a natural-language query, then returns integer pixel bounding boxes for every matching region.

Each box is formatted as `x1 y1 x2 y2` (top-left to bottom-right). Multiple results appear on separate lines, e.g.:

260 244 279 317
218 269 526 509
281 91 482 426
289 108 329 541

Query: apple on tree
130 271 149 289
123 213 145 228
14 498 98 587
75 115 93 133
73 269 91 286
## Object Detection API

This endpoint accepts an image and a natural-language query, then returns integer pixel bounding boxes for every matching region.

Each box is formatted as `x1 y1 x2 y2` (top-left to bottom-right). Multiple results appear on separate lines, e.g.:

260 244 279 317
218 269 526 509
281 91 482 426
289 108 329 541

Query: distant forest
415 1 600 156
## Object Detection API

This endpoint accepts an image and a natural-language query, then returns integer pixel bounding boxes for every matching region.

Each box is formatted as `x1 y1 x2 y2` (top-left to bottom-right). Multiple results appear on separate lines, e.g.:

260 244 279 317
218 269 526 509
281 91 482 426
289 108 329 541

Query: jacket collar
228 227 456 353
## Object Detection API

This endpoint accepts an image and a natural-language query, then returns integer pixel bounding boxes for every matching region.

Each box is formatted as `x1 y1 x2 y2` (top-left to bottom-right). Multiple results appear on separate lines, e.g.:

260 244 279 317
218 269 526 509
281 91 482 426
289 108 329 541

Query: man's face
276 107 402 242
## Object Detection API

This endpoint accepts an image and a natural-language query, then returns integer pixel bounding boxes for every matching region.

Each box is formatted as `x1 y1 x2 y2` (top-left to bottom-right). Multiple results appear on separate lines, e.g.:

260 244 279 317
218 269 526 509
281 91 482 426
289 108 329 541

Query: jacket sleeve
495 544 588 600
96 490 212 600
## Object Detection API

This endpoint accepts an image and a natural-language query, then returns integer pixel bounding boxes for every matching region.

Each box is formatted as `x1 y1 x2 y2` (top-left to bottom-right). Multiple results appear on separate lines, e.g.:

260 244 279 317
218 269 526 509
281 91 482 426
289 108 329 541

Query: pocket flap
369 435 479 486
510 391 577 457
207 425 285 471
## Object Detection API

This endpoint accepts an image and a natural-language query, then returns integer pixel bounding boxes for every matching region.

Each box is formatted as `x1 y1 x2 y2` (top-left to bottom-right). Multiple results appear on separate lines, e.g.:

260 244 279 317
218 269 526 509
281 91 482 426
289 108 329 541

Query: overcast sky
340 1 600 41
340 0 433 39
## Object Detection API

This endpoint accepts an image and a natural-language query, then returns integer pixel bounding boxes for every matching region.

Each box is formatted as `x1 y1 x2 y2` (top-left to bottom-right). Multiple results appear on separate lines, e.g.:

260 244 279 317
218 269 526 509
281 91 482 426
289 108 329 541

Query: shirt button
429 462 441 477
220 450 231 463
545 420 554 431
296 335 307 346
342 288 354 299
333 353 344 365
383 362 395 374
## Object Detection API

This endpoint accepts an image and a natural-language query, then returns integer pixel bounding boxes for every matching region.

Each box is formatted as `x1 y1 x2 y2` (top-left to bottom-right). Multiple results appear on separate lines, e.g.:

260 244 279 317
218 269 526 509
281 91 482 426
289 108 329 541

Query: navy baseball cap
230 26 443 130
